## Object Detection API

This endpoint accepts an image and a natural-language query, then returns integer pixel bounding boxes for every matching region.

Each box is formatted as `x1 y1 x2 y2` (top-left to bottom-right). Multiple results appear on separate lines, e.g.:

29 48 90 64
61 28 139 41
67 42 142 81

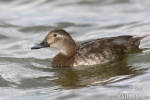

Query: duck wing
74 35 146 66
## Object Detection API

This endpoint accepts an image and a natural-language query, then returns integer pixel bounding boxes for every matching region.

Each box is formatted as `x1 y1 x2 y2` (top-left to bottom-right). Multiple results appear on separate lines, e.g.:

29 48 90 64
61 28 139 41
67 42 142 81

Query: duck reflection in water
52 52 146 89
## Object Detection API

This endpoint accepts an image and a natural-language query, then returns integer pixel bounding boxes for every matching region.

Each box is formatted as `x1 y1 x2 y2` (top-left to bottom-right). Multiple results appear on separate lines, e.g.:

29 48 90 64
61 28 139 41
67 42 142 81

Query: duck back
73 35 146 66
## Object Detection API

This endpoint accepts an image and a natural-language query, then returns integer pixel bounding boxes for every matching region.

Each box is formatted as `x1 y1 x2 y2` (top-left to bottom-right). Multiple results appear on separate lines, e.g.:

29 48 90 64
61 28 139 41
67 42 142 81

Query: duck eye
53 34 57 37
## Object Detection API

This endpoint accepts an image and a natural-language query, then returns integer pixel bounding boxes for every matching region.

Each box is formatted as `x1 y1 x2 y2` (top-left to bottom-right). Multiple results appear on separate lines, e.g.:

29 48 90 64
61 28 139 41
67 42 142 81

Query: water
0 0 150 100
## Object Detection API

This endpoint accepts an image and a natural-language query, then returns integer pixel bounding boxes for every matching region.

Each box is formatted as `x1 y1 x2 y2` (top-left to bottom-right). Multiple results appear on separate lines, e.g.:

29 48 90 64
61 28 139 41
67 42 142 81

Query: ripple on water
0 0 150 100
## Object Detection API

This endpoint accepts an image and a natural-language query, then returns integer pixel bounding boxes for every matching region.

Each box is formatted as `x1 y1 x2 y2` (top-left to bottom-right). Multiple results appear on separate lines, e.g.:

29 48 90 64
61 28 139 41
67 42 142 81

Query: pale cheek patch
50 41 59 49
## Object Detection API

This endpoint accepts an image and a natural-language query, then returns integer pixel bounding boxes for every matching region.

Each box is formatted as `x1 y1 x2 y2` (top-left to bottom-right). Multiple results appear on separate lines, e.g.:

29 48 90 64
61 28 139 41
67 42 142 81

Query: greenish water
0 0 150 100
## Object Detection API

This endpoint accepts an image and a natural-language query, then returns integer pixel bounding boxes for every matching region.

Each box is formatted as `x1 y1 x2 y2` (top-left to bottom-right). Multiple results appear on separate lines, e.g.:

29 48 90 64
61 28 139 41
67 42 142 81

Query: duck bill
31 40 50 50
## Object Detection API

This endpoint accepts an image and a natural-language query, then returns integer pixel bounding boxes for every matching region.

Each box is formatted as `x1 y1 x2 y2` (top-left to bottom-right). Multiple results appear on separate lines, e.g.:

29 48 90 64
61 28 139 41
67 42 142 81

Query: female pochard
31 29 148 67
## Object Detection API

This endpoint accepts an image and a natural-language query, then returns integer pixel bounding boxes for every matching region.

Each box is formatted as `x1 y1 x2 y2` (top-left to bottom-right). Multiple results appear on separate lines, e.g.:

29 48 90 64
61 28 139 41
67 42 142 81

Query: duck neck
52 42 77 67
61 45 77 56
60 39 77 56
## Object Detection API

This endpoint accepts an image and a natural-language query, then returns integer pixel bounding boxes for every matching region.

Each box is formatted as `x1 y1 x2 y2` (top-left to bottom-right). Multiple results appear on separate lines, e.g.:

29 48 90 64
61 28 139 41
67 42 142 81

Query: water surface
0 0 150 100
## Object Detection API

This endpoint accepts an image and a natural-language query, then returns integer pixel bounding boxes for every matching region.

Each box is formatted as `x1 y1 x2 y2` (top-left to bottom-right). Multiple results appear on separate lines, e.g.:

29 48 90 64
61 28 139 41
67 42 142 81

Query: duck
31 29 148 67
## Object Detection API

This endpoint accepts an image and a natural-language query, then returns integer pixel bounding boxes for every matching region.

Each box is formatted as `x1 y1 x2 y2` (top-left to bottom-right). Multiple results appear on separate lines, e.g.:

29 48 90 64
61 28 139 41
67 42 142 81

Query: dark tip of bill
31 46 40 50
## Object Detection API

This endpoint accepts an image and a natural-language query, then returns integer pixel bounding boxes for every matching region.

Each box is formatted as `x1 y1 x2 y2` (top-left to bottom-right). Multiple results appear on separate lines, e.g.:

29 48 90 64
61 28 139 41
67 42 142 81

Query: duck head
31 29 77 56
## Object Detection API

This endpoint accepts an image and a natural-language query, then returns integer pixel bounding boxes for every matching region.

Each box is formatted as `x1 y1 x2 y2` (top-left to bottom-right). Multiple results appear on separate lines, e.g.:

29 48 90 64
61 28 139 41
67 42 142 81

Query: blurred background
0 0 150 100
